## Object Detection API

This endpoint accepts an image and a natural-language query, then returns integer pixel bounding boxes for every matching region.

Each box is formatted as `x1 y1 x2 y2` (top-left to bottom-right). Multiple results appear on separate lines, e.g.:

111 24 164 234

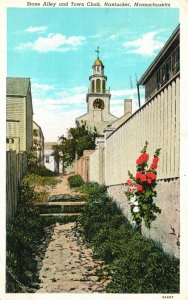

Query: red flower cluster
136 152 149 165
146 171 157 181
150 156 159 170
136 171 147 181
136 170 157 184
126 179 137 186
126 179 137 193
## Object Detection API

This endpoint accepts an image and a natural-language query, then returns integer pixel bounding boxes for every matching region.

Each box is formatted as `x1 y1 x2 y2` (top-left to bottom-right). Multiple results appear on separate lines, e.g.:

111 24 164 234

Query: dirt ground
35 174 82 197
35 174 110 293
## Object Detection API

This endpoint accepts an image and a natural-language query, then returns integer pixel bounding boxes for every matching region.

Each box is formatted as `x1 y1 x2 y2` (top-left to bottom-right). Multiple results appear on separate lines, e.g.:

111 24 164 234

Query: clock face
93 98 104 110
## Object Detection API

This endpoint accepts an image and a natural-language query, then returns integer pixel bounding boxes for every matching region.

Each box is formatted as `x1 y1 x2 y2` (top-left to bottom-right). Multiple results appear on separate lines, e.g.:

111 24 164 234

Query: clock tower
76 48 117 134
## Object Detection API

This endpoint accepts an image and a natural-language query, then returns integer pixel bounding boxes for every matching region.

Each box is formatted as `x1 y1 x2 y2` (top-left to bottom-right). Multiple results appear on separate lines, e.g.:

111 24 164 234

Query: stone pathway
35 174 82 196
37 222 110 293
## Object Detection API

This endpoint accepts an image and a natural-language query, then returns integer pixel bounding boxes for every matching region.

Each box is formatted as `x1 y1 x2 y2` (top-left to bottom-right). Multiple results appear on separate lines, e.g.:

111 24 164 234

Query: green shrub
107 239 180 293
23 174 59 187
68 175 84 188
6 179 45 292
77 182 180 293
28 163 57 177
79 181 107 195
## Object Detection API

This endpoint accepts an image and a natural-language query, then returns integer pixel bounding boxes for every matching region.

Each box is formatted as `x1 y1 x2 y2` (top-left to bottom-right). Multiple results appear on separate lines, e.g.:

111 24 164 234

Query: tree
52 121 99 169
27 130 41 172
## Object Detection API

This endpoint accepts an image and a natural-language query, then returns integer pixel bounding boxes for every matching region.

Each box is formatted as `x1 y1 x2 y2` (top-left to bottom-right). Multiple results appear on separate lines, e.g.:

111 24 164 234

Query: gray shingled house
6 77 33 152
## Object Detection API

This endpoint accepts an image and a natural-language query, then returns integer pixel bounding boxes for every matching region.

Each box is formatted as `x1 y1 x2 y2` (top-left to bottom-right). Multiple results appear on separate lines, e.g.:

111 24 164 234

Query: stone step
40 213 81 217
35 201 86 206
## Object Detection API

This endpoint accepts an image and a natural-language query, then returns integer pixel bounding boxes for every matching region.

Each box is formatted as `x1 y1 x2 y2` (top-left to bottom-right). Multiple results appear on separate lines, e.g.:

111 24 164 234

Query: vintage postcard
0 0 188 299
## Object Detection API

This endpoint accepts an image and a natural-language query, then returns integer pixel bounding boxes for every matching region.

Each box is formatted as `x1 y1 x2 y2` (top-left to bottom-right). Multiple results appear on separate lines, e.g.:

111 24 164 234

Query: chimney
124 99 132 115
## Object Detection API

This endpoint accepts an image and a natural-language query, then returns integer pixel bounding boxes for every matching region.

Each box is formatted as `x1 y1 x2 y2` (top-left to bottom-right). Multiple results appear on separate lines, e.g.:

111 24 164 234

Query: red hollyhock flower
136 152 149 165
146 171 153 178
127 179 133 185
153 156 159 164
128 188 133 193
151 173 157 180
140 174 147 182
147 178 152 184
137 185 144 192
146 171 157 181
150 163 158 169
141 152 149 162
136 157 143 165
136 171 142 179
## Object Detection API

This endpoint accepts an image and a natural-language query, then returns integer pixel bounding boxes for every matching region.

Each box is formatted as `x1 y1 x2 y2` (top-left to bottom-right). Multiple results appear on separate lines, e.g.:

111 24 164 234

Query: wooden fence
105 74 180 186
6 151 27 223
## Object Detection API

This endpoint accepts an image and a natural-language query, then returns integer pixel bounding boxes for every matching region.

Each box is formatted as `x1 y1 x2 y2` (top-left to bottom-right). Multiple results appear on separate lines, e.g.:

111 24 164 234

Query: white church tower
76 47 117 134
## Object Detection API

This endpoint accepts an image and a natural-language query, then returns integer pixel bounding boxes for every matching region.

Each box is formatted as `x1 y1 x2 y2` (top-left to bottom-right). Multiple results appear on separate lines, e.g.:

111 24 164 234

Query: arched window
102 80 106 93
91 80 95 93
96 79 101 93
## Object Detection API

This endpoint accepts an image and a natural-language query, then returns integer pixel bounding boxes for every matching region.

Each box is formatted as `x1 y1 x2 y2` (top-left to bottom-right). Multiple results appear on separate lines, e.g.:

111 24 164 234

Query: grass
6 180 46 292
77 181 180 293
22 173 59 187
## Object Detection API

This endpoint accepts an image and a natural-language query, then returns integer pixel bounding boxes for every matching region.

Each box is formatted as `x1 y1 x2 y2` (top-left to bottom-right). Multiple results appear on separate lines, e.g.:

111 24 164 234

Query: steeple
89 47 107 93
76 48 117 135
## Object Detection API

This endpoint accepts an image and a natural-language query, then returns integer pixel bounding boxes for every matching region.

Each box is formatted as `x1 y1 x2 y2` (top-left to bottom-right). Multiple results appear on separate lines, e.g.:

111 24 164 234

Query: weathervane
95 46 100 58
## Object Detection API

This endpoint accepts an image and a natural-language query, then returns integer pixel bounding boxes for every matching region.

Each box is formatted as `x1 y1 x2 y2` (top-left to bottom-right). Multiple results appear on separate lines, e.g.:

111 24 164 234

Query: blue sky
7 8 179 141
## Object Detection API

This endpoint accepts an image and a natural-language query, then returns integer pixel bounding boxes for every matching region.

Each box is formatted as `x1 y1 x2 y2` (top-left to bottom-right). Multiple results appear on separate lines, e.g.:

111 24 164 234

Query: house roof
7 77 30 96
33 120 44 139
44 142 58 150
138 24 180 85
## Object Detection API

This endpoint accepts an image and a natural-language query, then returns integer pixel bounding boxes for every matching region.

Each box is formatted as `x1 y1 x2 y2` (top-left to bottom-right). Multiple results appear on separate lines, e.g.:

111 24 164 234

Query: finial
95 46 100 58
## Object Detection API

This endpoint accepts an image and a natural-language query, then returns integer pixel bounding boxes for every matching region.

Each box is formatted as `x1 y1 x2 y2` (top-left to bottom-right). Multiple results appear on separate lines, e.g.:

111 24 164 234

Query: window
46 155 49 163
91 80 95 93
162 58 171 85
175 47 180 72
96 79 101 93
102 80 106 93
145 44 179 100
6 138 14 144
156 70 161 90
172 46 180 75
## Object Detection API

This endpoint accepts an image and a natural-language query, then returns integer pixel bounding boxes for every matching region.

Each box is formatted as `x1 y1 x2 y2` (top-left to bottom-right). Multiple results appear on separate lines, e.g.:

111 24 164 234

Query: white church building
76 50 118 134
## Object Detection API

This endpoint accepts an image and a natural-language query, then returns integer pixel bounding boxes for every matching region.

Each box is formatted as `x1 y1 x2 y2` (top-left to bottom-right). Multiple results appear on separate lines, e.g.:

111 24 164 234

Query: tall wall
89 140 105 184
6 151 27 223
105 74 180 185
88 74 180 257
108 179 180 257
76 150 94 181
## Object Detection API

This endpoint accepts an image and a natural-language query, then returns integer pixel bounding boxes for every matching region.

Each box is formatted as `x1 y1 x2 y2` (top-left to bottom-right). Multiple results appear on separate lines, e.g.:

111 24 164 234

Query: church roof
7 77 30 96
93 57 104 67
